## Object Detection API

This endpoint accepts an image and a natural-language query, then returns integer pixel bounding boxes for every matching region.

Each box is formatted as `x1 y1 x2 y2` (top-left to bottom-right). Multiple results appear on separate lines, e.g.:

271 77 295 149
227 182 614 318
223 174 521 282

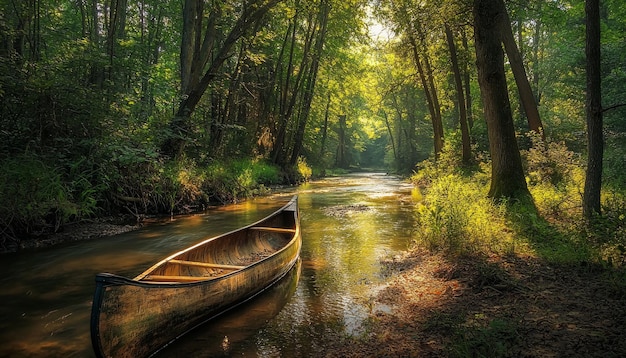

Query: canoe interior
138 226 295 282
91 197 300 358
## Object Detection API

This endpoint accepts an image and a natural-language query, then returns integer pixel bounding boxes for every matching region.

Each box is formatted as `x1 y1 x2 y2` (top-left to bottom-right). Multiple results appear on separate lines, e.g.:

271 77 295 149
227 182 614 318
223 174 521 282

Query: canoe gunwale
93 231 298 288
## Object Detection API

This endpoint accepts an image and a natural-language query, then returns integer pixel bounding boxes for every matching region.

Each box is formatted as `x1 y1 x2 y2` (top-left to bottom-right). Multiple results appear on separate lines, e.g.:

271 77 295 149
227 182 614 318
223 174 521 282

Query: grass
411 135 626 269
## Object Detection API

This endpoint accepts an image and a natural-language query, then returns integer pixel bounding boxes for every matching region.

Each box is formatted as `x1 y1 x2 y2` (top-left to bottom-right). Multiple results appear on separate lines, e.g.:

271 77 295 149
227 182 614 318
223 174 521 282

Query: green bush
297 156 312 181
414 175 519 256
202 159 280 204
522 131 580 186
0 155 98 241
410 131 489 188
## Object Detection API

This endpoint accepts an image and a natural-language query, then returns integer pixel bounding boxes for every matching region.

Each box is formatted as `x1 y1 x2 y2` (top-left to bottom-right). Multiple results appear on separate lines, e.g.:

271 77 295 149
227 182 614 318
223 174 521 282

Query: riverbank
321 249 626 357
0 216 143 253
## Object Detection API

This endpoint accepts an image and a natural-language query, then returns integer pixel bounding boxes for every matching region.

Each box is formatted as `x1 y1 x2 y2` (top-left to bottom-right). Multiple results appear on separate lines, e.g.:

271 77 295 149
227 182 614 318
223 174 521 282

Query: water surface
0 173 420 357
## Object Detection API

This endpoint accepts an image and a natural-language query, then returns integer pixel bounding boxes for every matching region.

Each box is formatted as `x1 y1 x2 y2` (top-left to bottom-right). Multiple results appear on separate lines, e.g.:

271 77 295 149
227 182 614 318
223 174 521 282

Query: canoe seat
142 275 213 282
168 259 245 270
249 227 296 234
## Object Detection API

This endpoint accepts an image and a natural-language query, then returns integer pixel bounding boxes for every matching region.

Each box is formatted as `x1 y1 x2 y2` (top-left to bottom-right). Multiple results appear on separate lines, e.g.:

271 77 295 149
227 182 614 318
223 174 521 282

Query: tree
583 0 603 219
162 0 281 159
473 0 530 199
289 0 331 166
445 24 471 164
496 0 544 137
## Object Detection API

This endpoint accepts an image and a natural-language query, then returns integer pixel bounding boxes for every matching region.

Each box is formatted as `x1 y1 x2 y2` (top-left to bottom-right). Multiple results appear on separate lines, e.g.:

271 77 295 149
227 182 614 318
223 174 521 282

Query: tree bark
445 24 472 164
474 0 530 200
497 0 544 137
408 33 444 158
583 0 603 219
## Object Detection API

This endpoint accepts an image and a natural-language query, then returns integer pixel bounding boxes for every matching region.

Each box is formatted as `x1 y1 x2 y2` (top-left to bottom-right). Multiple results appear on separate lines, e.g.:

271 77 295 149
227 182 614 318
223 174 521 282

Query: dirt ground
320 249 626 357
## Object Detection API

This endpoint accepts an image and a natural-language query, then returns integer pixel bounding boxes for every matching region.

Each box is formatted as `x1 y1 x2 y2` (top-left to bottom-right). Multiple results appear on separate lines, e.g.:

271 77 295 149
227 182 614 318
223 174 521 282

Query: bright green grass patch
203 159 279 203
413 174 530 257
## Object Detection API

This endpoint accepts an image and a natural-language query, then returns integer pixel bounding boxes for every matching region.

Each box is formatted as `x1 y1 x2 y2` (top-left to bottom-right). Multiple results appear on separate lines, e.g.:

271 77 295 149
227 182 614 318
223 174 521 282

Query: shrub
297 156 312 181
202 159 280 204
522 131 580 187
414 175 517 256
0 155 98 241
410 131 488 188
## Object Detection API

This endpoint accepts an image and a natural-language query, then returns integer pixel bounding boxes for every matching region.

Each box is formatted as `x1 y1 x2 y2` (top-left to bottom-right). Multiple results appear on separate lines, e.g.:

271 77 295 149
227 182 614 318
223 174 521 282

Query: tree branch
603 103 626 113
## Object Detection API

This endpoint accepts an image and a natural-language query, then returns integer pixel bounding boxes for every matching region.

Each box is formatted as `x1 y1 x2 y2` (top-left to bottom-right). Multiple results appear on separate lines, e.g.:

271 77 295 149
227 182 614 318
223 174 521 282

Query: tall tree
289 0 331 166
270 1 318 166
406 25 444 158
583 0 603 219
473 0 530 199
162 0 281 159
496 0 544 136
336 114 349 168
445 24 471 163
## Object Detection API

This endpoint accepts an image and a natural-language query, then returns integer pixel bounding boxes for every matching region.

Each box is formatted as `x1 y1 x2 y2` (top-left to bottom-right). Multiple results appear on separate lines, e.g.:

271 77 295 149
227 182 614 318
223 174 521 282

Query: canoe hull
91 197 301 358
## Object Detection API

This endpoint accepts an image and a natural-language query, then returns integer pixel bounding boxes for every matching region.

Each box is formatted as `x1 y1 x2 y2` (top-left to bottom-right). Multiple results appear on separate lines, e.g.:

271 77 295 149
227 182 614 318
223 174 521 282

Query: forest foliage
0 0 625 253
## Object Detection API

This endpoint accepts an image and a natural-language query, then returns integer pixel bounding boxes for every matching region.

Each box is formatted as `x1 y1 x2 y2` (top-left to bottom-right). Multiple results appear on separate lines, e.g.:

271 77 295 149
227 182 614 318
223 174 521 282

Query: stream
0 173 421 357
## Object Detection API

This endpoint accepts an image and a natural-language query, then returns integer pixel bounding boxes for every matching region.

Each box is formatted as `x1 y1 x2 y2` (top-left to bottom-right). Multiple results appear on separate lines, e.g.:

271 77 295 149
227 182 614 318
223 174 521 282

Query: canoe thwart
249 227 296 234
168 259 245 270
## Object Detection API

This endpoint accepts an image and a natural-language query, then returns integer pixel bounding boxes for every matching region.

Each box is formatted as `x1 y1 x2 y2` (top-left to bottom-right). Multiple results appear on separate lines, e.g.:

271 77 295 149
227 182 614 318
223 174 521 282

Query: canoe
90 196 301 358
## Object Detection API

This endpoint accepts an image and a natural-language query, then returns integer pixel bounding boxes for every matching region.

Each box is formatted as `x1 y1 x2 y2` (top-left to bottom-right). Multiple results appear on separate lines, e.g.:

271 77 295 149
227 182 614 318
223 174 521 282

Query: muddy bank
1 217 142 254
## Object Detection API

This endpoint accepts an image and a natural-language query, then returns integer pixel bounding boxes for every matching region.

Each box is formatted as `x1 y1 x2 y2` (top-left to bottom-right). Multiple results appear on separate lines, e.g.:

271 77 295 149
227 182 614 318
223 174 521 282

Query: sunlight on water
0 173 420 357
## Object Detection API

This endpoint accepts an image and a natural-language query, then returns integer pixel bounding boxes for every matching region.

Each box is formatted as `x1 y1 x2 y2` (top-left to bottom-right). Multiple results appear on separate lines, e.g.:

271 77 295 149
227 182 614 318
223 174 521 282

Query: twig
603 103 626 113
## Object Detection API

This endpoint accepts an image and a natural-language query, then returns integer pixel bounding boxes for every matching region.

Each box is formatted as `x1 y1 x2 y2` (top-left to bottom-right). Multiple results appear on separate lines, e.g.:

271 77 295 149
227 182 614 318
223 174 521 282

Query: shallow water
0 173 421 357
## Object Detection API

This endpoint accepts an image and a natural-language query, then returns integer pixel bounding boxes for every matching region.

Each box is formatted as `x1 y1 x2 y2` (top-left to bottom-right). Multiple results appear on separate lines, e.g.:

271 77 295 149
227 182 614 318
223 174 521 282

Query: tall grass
203 159 280 204
413 174 522 256
411 133 626 268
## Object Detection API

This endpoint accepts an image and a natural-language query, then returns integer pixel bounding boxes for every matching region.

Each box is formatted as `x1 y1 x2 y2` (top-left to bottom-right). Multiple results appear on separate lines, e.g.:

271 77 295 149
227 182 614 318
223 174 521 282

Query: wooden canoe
90 196 301 358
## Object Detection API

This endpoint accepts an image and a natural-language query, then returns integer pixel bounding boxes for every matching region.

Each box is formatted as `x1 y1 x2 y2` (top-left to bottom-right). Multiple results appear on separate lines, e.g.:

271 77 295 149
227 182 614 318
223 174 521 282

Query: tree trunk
319 93 331 158
416 22 444 157
474 0 530 200
532 2 542 105
336 114 349 168
290 0 330 166
408 33 443 157
497 0 544 137
445 24 472 164
461 29 474 129
382 110 398 162
271 7 316 166
162 0 280 159
583 0 603 219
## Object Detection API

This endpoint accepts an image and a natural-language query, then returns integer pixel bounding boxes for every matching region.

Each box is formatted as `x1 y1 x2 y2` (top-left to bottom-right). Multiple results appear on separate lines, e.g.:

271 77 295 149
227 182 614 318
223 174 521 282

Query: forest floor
320 249 626 357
